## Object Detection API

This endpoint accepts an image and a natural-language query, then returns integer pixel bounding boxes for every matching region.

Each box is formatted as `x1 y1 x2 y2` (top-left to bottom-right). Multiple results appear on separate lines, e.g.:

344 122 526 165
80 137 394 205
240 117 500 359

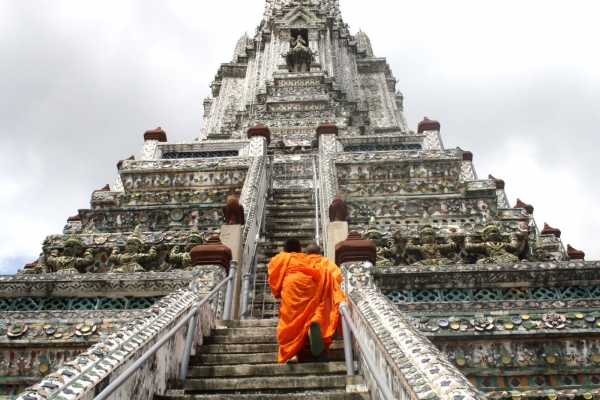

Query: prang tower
3 1 597 400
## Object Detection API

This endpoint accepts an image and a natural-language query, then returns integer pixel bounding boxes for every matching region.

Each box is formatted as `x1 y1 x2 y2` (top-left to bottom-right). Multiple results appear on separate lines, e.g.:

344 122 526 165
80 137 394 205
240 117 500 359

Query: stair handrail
311 155 320 247
268 155 274 196
339 301 397 400
94 261 238 400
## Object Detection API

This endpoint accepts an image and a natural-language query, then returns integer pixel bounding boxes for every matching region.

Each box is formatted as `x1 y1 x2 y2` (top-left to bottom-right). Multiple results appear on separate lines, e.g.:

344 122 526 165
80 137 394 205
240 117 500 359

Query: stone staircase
248 189 318 319
155 188 372 399
155 319 370 399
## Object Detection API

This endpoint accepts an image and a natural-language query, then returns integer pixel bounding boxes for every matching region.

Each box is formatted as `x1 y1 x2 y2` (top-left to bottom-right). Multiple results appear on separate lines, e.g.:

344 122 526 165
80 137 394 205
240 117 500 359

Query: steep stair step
267 191 313 200
186 361 348 378
212 327 275 337
191 350 351 366
199 341 345 354
264 217 315 224
215 320 278 328
204 334 278 345
167 374 365 393
268 198 314 205
266 223 315 230
157 392 369 400
266 205 315 211
265 232 316 239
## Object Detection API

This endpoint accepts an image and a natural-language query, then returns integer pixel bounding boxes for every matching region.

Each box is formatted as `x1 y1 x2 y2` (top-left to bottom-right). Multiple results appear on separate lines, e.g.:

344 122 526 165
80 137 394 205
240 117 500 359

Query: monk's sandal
308 322 324 356
285 355 299 364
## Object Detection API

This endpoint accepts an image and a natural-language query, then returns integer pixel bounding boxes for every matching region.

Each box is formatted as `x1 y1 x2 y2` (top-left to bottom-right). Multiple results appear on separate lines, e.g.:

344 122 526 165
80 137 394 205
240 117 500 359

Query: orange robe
268 252 347 363
306 254 343 284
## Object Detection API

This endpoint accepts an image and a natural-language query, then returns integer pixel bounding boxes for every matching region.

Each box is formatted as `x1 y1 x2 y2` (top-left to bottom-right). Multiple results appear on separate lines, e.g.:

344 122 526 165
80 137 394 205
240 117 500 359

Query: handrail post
223 260 238 320
311 156 320 247
341 308 355 376
178 310 198 379
339 302 397 400
241 273 251 320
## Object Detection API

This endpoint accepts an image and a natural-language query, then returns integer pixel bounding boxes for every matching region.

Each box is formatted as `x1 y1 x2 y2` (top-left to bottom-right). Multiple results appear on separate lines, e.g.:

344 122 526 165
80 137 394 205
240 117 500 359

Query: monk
305 243 343 284
268 238 347 364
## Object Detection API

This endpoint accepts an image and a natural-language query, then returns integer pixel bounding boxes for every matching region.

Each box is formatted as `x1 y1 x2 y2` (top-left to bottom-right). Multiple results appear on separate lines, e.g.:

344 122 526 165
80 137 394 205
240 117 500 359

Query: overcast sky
1 0 599 273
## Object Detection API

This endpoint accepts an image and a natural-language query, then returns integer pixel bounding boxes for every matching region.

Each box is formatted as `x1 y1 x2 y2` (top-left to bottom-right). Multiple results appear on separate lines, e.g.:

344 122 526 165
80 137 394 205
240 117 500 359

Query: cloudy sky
1 0 599 273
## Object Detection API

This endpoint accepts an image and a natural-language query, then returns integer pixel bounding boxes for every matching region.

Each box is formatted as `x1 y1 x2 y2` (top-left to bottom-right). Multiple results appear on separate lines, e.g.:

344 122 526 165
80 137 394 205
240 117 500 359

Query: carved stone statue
47 233 94 274
169 225 205 270
363 216 397 266
109 226 156 273
222 189 245 225
284 35 315 72
329 195 348 222
405 224 456 266
465 221 520 264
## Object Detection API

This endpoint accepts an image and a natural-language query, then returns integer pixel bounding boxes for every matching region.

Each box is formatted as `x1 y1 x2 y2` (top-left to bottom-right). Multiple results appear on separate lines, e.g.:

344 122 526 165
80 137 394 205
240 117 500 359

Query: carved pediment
284 6 318 26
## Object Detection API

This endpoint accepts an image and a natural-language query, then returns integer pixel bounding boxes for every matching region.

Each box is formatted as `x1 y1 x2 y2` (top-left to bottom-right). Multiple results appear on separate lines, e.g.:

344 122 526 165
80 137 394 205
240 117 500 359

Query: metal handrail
268 156 274 196
94 261 238 400
311 155 320 247
339 301 397 400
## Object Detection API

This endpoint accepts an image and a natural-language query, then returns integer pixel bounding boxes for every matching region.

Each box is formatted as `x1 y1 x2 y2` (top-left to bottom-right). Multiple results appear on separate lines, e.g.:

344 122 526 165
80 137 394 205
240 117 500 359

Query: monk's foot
285 355 299 364
308 322 324 356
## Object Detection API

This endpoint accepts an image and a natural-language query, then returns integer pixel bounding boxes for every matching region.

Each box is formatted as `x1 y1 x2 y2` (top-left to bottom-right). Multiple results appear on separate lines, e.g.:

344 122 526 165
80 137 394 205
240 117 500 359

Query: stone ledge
0 271 194 298
374 261 600 289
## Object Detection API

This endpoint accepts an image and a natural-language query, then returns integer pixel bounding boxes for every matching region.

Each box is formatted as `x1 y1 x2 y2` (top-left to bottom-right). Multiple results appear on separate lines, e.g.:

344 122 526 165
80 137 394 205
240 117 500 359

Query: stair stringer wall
345 281 485 400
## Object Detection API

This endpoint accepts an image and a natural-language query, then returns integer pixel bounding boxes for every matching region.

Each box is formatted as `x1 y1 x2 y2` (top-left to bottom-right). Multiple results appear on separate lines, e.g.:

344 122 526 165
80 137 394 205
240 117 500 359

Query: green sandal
308 322 324 356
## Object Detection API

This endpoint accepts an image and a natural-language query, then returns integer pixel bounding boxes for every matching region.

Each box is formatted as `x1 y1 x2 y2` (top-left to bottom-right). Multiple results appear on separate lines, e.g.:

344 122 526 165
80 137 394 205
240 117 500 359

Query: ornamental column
278 28 291 71
334 229 377 294
189 233 233 318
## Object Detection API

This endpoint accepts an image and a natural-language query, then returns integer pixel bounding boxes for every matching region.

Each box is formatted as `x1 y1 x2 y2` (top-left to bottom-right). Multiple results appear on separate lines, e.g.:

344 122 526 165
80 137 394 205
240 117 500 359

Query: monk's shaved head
306 244 321 255
283 238 302 253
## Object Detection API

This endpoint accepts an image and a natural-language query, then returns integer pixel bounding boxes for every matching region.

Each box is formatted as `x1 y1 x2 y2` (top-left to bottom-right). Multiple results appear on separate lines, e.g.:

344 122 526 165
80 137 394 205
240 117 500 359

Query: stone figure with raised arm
405 224 457 266
47 233 94 274
169 225 205 270
465 220 521 264
109 225 157 273
363 216 397 266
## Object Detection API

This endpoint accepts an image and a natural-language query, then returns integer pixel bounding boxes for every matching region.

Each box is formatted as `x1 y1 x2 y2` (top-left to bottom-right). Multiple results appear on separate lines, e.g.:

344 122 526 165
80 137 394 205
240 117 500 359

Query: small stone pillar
541 223 561 238
247 123 271 145
326 221 348 260
417 117 440 133
189 233 233 318
329 195 348 222
488 174 505 189
335 230 377 294
223 189 245 225
515 198 534 215
461 149 473 162
144 127 168 142
315 120 339 143
219 225 243 320
567 245 585 260
327 196 349 259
